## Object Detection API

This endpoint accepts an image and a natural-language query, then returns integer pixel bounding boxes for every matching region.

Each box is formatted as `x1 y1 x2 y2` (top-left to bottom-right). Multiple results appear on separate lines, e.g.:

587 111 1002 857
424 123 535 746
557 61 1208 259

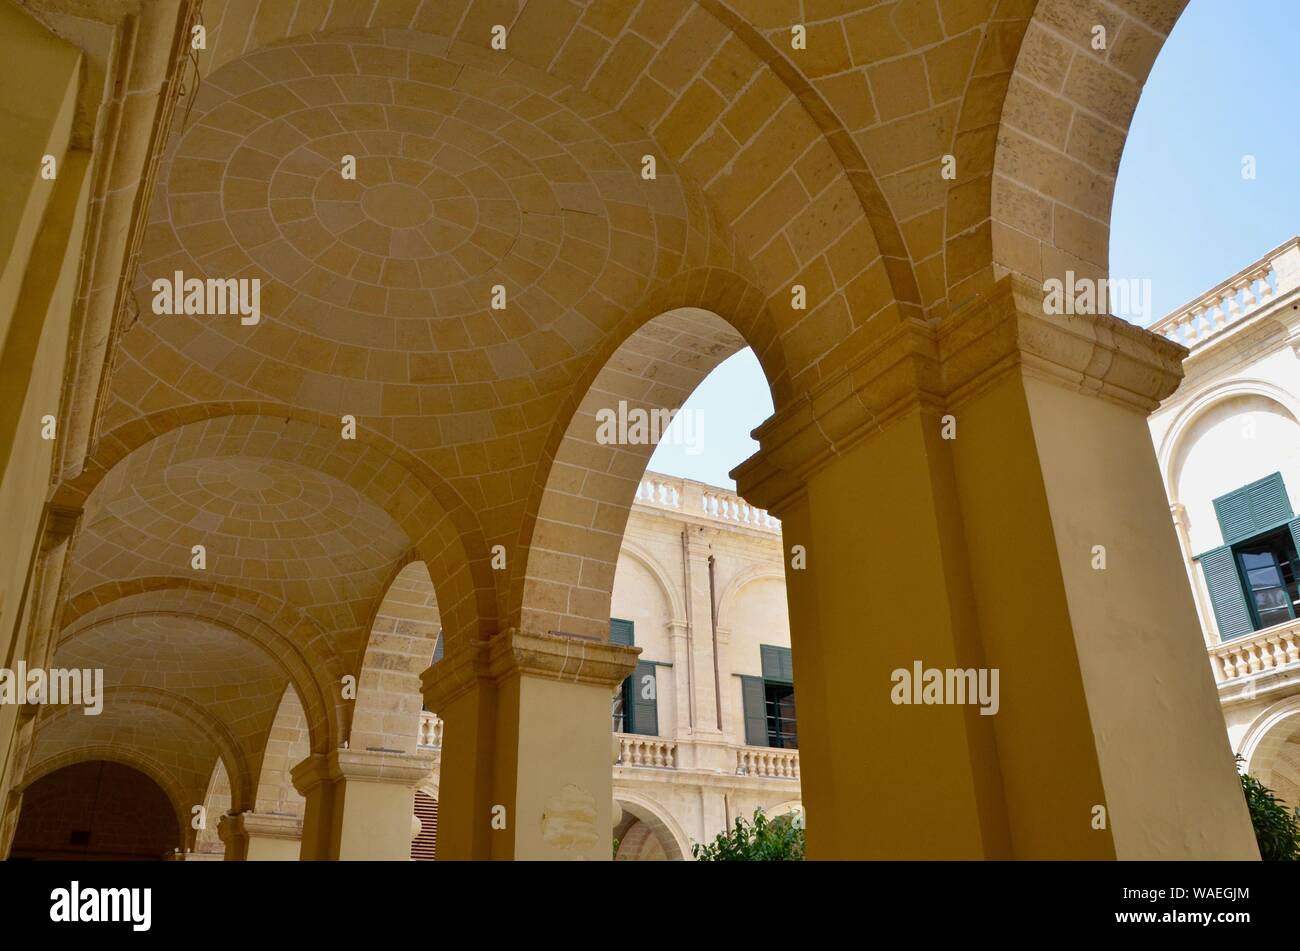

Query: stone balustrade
418 711 443 749
735 746 800 780
1210 621 1300 683
635 472 780 532
1151 238 1300 349
616 734 678 768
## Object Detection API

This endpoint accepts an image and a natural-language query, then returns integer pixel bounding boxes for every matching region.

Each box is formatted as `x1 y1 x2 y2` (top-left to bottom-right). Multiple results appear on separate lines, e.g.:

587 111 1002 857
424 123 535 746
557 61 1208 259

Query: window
1199 474 1300 640
609 618 657 736
740 644 796 749
764 681 797 749
1235 528 1299 629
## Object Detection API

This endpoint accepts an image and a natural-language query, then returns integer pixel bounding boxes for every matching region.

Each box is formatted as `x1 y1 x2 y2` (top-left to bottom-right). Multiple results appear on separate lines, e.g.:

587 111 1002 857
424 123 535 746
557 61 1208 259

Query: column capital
218 811 303 844
938 273 1186 413
733 315 943 514
290 748 434 797
734 274 1187 515
420 628 639 713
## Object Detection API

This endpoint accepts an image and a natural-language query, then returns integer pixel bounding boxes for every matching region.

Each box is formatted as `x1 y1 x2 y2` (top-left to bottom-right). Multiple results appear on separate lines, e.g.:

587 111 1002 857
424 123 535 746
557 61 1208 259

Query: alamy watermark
594 400 704 456
50 882 150 931
151 271 261 325
1042 271 1153 324
891 660 1000 716
0 664 103 715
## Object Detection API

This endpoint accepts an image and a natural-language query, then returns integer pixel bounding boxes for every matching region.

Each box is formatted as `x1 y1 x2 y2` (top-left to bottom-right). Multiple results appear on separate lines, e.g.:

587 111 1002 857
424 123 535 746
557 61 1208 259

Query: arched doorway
11 761 181 861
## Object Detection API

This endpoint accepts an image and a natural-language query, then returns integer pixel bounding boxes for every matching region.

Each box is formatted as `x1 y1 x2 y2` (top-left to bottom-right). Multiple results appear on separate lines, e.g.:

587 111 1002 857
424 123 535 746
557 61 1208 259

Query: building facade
1148 237 1300 811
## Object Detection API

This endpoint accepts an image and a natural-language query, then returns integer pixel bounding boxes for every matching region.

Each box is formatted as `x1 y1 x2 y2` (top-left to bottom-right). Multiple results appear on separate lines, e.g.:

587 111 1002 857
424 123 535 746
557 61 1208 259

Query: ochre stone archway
0 0 1257 862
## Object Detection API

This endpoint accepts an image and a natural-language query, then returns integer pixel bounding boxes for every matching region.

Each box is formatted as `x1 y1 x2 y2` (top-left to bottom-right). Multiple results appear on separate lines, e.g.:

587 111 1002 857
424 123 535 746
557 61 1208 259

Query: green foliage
1237 756 1300 861
691 809 805 861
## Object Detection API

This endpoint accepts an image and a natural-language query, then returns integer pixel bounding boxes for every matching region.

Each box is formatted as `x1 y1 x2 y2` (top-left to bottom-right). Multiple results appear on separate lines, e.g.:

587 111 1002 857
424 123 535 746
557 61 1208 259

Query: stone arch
1156 379 1300 493
57 580 342 754
253 684 312 818
615 791 690 861
615 537 686 627
695 0 920 310
196 759 233 855
19 748 193 851
90 685 253 814
1239 696 1300 809
10 760 186 861
515 300 780 639
1240 695 1300 768
716 562 787 634
987 0 1191 300
351 558 442 753
53 403 494 649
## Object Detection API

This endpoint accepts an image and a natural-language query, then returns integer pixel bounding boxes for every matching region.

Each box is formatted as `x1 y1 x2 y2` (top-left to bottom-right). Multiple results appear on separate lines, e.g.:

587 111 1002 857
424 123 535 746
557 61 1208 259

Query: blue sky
650 0 1300 489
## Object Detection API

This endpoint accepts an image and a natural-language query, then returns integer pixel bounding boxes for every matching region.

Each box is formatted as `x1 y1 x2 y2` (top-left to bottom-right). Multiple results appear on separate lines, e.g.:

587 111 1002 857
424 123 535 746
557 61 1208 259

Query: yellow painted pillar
218 812 303 861
734 276 1259 859
291 749 432 861
422 629 637 860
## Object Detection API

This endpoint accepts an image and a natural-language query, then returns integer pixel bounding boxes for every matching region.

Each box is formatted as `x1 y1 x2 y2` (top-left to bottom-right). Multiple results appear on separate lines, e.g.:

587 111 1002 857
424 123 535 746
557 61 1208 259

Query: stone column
666 619 693 738
679 519 724 737
218 812 303 861
421 628 637 860
291 749 433 861
733 274 1259 860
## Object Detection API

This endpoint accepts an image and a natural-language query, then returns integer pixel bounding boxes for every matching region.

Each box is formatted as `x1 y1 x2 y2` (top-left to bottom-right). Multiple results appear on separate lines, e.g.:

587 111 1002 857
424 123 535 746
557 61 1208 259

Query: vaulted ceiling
21 0 1188 825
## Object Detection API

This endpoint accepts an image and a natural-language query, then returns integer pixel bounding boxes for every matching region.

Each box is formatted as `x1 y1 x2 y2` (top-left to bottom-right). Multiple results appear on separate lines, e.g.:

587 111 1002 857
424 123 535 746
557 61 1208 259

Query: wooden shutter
411 791 438 861
1213 473 1294 544
431 630 444 664
740 674 768 747
628 661 658 736
760 645 794 683
609 617 635 646
1199 546 1253 639
1290 517 1300 560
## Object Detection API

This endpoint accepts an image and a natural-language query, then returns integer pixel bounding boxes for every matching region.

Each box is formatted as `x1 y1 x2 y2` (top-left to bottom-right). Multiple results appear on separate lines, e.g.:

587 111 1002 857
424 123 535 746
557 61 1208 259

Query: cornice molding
420 628 639 713
735 274 1187 514
218 811 303 843
290 748 434 797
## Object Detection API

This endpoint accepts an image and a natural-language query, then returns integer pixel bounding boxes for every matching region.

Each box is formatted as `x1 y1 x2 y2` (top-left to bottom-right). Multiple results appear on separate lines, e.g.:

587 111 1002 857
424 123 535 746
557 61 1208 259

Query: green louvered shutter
431 630 444 664
740 675 768 747
1200 547 1253 639
760 645 794 684
1290 518 1300 561
1213 473 1294 544
609 617 635 646
627 661 658 736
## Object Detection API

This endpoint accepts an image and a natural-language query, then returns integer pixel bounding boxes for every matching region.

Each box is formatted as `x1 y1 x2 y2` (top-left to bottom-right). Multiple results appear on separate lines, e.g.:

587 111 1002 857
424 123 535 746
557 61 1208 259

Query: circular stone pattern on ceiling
88 454 407 582
136 28 690 394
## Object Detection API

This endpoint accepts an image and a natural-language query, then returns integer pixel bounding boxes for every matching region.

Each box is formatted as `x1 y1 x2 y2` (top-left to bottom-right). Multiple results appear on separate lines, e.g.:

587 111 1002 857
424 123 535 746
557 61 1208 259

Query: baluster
1268 636 1286 669
1240 279 1258 310
1227 289 1243 320
1231 648 1248 679
1283 632 1299 664
1257 271 1276 302
1208 298 1226 331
